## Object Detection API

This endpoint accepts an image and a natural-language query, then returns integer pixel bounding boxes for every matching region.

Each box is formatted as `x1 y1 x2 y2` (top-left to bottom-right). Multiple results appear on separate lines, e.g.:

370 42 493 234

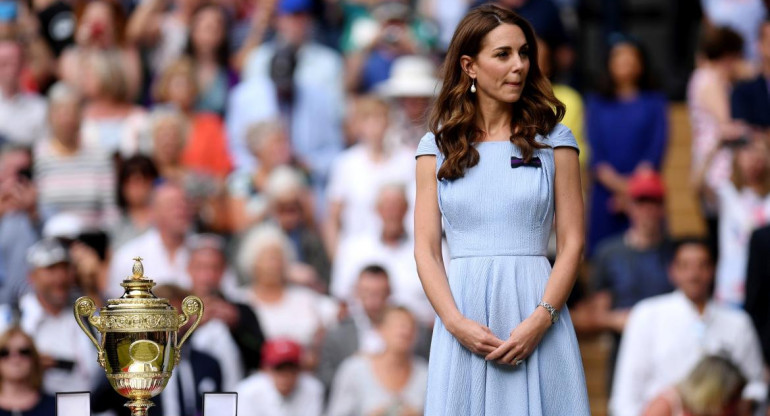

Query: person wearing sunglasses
0 327 54 416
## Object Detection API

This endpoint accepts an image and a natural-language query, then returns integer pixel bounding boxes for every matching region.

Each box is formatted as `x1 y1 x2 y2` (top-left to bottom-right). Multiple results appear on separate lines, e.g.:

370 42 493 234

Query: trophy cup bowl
74 258 204 416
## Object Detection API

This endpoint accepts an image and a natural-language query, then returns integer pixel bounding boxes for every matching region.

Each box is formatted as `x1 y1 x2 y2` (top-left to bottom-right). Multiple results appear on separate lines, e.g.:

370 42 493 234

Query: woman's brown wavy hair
429 4 565 180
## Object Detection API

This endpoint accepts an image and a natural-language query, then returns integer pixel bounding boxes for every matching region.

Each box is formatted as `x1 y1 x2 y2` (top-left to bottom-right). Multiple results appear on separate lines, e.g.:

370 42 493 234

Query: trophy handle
74 296 106 368
175 296 204 364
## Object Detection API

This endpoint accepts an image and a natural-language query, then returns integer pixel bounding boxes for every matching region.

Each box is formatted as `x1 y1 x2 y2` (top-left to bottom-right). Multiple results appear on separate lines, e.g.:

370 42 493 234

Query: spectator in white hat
375 55 440 149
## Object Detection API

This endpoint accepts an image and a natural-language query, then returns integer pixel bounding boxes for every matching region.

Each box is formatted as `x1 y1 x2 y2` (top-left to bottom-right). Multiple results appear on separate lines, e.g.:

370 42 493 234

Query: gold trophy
74 257 204 416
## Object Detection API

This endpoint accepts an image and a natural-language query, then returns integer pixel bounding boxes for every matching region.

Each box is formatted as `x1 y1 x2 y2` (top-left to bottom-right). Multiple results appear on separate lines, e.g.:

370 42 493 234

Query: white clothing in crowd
107 228 192 299
715 182 770 306
326 143 415 243
610 291 767 416
331 234 436 327
243 286 338 348
236 372 324 416
190 320 244 392
15 293 99 394
326 355 428 416
0 91 47 146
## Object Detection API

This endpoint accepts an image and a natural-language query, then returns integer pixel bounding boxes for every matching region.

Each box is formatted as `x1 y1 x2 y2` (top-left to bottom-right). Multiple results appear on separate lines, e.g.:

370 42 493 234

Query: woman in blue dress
414 5 590 415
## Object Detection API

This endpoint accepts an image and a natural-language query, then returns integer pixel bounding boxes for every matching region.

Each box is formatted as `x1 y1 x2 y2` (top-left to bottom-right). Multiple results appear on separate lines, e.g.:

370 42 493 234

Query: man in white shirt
331 184 434 326
0 39 47 146
107 181 193 298
14 238 99 394
610 238 767 416
236 338 324 416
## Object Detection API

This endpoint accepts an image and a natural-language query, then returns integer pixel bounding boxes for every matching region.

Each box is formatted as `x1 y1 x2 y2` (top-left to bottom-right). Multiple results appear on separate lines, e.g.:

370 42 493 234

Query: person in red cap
235 338 324 416
581 166 675 394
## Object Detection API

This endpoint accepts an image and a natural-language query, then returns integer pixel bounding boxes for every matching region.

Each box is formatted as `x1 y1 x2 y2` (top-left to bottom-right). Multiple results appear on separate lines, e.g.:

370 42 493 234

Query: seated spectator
236 339 324 416
586 168 674 390
344 2 432 93
110 155 159 251
10 238 100 394
325 96 415 257
79 50 148 157
701 0 767 64
374 55 439 149
0 144 38 304
227 0 344 184
153 284 242 392
731 19 770 129
609 238 766 416
0 327 55 416
226 120 301 233
184 3 236 115
59 0 142 101
0 39 47 147
694 132 770 307
153 57 232 179
264 167 329 290
643 355 747 416
688 26 748 257
33 82 118 229
332 184 434 327
236 224 338 368
317 265 392 390
187 233 265 374
586 36 668 256
745 224 770 368
107 180 194 298
326 306 428 416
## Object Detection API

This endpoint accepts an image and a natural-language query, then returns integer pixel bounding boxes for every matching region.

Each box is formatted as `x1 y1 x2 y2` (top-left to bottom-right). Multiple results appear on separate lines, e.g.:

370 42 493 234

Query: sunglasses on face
0 347 33 359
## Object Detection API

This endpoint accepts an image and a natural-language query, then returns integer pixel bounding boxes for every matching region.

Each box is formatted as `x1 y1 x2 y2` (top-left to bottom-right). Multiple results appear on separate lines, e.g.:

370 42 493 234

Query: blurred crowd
0 0 769 415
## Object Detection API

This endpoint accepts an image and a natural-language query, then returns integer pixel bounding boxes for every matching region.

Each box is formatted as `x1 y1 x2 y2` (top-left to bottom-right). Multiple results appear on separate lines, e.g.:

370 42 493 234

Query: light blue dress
416 124 590 415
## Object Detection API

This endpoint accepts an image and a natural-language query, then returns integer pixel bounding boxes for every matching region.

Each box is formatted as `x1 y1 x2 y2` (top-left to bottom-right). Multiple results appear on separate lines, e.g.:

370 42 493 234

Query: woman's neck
378 349 410 367
615 83 639 100
52 135 80 155
128 205 152 226
475 94 512 139
0 381 35 398
254 281 285 303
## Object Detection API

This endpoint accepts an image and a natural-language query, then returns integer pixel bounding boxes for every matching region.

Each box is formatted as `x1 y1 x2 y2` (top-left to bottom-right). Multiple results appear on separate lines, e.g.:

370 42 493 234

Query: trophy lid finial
131 257 144 280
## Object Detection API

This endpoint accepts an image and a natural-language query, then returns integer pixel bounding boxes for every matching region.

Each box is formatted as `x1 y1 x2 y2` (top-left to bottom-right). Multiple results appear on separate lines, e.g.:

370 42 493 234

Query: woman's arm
414 155 503 355
486 146 583 364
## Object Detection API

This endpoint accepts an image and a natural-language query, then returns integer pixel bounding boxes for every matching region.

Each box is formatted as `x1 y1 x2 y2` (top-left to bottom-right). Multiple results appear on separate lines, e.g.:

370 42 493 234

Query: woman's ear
460 55 476 79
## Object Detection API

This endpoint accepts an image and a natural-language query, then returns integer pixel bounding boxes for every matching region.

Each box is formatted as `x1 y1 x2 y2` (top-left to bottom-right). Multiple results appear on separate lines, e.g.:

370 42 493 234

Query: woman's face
609 42 643 88
50 98 82 143
167 74 196 111
0 334 34 383
256 131 292 168
191 7 225 56
380 310 416 354
122 173 154 208
77 1 116 48
466 23 530 104
153 119 185 164
254 244 286 286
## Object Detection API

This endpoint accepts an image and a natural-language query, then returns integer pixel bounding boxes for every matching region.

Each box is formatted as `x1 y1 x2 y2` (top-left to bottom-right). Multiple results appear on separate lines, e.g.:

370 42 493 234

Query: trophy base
125 399 154 416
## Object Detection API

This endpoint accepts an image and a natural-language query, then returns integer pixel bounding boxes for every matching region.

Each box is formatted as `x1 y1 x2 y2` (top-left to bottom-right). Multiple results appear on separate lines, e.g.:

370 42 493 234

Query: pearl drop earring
470 79 477 93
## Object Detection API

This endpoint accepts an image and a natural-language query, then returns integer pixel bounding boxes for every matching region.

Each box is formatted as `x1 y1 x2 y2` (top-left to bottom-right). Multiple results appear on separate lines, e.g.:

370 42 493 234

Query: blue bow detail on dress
510 156 542 168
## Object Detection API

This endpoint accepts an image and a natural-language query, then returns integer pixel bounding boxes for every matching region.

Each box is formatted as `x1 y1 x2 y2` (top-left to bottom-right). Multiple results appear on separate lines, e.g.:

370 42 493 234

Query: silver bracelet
537 301 559 325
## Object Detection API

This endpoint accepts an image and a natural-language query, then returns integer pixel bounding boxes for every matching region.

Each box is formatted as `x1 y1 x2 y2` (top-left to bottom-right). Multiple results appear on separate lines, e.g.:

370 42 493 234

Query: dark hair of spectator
671 237 713 264
117 155 159 210
74 0 128 46
184 3 231 69
596 35 657 98
699 26 744 61
359 264 389 279
429 4 563 181
0 327 44 392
